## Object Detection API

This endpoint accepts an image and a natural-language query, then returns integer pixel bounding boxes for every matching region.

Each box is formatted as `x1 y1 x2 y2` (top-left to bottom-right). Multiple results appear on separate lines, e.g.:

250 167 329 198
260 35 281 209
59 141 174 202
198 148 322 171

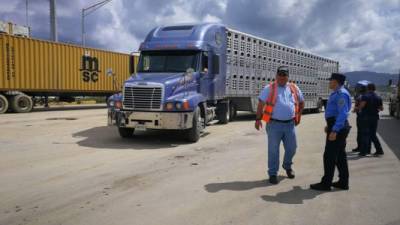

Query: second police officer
358 83 384 156
310 73 352 191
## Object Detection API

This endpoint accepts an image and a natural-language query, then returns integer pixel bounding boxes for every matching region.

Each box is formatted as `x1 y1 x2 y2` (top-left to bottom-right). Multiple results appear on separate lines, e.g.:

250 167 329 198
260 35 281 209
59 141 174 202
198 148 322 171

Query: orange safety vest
262 82 301 124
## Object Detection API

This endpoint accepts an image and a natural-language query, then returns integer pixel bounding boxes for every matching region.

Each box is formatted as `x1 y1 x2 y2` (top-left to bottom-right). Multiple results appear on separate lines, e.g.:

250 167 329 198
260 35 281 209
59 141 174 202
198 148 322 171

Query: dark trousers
321 118 350 186
360 117 383 154
356 116 362 149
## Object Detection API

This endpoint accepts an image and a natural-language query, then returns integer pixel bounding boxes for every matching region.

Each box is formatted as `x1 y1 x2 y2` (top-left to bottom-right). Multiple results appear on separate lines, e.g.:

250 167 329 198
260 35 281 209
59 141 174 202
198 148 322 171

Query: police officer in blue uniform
358 83 384 156
310 73 352 191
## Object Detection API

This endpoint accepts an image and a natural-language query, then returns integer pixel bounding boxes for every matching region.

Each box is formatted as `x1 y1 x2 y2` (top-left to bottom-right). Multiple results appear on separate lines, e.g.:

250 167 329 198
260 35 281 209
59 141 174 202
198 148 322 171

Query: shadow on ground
232 112 257 122
346 151 378 161
31 104 107 113
72 126 196 150
260 186 339 204
204 177 285 193
377 114 400 160
385 219 400 225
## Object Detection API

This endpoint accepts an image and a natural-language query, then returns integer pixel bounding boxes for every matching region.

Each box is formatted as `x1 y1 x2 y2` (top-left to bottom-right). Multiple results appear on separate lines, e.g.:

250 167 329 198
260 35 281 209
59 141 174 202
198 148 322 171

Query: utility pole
398 69 400 86
49 0 57 42
81 0 112 46
26 0 29 27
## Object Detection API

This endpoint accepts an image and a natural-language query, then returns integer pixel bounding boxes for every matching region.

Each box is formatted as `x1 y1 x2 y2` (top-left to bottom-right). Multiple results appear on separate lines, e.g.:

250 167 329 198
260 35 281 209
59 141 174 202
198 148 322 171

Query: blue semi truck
108 23 338 142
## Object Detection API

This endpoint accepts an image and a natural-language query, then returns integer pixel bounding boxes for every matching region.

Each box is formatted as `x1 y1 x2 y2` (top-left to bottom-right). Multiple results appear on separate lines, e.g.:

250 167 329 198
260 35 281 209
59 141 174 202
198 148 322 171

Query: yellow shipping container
0 33 138 93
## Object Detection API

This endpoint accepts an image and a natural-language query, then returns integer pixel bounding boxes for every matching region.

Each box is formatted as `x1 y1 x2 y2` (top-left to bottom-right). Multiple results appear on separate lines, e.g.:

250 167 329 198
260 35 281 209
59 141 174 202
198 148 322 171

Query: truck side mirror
212 54 220 74
129 55 135 74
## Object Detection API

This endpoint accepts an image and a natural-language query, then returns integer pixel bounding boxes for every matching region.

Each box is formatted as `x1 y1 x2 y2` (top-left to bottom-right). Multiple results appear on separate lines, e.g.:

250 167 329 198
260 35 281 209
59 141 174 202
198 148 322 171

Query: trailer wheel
118 127 135 138
322 100 327 111
186 106 202 143
0 94 9 114
314 99 323 113
389 103 395 116
10 94 33 113
217 102 230 124
229 103 237 121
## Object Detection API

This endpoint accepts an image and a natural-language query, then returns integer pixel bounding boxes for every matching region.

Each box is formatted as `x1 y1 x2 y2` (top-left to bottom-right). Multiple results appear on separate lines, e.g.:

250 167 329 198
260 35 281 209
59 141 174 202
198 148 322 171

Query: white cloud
90 0 141 53
154 3 198 25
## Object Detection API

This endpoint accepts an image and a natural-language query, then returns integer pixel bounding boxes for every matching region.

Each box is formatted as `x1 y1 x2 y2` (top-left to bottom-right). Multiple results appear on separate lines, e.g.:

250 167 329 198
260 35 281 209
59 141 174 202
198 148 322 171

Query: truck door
199 51 222 100
199 51 212 99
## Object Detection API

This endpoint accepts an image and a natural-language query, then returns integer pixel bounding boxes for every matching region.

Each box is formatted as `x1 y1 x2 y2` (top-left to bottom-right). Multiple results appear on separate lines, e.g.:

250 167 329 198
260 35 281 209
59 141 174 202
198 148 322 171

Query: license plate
135 124 147 131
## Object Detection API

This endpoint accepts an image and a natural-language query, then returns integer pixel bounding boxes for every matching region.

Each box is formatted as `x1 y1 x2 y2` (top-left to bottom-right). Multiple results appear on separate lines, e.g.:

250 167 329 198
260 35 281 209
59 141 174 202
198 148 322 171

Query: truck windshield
138 50 199 73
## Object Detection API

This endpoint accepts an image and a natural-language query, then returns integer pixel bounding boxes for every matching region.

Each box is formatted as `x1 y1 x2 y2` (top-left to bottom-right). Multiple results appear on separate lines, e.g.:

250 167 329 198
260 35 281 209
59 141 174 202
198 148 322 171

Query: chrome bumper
108 110 194 130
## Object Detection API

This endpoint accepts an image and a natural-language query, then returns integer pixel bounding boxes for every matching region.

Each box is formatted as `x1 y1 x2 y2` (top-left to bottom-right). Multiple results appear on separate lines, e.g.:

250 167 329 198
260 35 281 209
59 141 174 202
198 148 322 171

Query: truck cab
108 24 229 142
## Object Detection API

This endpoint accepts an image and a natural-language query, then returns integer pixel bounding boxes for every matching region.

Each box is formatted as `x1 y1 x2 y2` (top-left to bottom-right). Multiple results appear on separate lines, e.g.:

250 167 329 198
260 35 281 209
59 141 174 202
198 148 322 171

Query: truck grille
123 86 163 110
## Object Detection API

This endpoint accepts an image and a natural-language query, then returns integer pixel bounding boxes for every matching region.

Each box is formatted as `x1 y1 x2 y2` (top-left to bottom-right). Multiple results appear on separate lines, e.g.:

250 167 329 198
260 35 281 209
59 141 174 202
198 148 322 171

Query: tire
229 102 237 121
315 99 323 113
396 103 400 119
217 102 230 124
390 104 395 116
10 94 33 113
0 94 9 114
186 106 202 143
322 100 327 111
118 127 134 138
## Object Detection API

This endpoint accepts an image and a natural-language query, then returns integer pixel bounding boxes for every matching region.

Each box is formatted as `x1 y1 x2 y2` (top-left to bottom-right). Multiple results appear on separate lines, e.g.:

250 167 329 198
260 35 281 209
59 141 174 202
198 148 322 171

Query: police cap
329 73 346 85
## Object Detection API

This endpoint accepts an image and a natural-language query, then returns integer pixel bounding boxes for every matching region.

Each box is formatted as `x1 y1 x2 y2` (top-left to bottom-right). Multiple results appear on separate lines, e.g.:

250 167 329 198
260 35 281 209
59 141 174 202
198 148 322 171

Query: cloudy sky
1 0 399 73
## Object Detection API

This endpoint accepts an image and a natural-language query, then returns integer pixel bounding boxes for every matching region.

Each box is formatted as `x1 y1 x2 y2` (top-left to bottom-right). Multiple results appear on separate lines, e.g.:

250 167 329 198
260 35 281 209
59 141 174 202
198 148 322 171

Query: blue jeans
266 120 297 176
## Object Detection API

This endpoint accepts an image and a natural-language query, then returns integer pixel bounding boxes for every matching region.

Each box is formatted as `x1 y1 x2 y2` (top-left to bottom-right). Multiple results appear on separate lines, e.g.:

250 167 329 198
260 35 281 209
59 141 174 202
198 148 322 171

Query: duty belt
270 118 294 123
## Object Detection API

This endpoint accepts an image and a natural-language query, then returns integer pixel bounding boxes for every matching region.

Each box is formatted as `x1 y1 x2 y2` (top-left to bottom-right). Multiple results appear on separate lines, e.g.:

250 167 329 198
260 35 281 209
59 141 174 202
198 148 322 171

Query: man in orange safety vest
255 66 305 184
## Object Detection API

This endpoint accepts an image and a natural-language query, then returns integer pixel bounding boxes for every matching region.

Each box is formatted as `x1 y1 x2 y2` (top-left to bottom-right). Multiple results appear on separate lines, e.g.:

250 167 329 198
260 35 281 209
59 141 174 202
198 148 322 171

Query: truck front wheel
217 102 230 124
118 127 135 138
186 106 202 142
0 94 9 114
10 94 33 113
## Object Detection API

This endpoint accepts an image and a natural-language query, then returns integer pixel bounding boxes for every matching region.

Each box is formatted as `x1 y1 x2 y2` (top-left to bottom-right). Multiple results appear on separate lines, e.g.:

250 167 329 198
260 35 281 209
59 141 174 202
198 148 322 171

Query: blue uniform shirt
258 83 304 120
325 86 352 132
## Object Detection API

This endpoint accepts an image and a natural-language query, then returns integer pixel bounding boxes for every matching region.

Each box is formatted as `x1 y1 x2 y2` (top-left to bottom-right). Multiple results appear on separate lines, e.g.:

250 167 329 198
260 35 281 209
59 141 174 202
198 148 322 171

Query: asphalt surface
0 107 399 225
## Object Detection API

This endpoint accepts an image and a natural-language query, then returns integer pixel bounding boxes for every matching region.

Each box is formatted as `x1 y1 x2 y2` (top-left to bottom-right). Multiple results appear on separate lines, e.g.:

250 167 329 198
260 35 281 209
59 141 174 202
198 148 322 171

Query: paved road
0 108 399 225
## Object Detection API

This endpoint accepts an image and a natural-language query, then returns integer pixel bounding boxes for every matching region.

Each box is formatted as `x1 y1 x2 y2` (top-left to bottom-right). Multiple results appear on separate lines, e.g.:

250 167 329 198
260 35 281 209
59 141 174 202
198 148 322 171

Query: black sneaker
358 153 367 157
310 182 331 191
285 169 295 179
269 175 278 184
373 152 384 156
352 148 359 152
332 181 349 190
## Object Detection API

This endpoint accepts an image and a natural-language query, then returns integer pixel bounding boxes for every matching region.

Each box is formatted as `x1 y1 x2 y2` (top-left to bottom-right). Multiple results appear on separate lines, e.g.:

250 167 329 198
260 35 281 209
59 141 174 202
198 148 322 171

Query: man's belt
270 118 294 123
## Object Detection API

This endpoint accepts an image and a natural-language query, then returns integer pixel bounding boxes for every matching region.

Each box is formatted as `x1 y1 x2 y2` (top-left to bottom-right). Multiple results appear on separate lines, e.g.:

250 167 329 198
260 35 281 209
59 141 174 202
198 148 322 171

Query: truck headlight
166 102 174 110
175 102 182 110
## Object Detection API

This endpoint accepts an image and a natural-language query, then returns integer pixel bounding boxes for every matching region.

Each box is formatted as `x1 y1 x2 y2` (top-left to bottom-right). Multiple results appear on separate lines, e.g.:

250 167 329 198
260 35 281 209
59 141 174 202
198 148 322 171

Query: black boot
269 175 278 184
285 169 295 179
310 182 331 191
332 181 349 190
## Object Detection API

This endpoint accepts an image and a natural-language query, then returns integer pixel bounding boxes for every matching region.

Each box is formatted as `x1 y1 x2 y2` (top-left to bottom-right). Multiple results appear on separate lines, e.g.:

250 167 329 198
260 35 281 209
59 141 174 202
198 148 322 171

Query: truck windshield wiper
166 69 186 72
138 70 163 73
